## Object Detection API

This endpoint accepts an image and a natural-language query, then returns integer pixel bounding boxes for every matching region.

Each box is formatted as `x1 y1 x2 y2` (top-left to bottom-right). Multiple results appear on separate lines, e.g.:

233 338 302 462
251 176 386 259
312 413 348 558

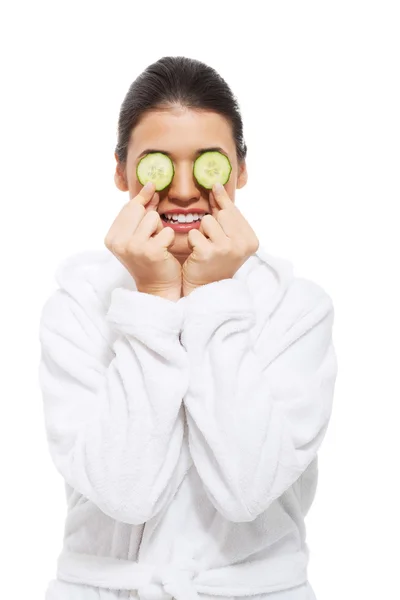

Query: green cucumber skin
136 152 175 191
193 151 232 189
136 150 231 191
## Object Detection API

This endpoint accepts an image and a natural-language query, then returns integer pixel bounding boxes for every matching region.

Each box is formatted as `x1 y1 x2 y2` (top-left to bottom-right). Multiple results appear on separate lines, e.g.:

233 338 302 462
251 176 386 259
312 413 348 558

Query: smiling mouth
160 212 210 222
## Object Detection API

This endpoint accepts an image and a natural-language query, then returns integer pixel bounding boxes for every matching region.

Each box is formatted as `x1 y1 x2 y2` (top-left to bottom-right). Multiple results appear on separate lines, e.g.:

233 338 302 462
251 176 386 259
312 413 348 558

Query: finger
140 214 176 254
109 183 160 243
187 227 211 255
125 181 161 214
143 190 161 213
105 201 146 246
151 223 176 251
212 182 235 210
152 216 175 244
133 211 166 246
131 181 157 206
211 205 243 238
106 183 164 251
199 214 229 245
132 182 162 214
209 190 219 218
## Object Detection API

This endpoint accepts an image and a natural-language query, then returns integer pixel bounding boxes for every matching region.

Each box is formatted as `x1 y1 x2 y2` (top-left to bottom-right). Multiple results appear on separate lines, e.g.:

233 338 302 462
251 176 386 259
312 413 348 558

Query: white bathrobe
38 243 338 600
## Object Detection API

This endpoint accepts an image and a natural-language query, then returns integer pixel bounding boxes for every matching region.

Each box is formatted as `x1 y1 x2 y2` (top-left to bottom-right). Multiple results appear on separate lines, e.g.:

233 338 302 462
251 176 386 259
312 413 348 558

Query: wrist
182 284 199 297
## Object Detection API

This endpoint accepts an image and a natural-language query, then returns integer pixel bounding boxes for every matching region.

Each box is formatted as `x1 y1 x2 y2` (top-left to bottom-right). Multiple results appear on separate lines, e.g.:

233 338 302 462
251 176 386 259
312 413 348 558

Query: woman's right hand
104 182 182 300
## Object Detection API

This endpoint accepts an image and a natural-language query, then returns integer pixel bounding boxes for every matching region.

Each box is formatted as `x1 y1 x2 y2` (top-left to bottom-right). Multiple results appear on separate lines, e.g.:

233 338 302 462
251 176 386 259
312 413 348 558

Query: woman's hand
104 182 182 301
182 183 259 296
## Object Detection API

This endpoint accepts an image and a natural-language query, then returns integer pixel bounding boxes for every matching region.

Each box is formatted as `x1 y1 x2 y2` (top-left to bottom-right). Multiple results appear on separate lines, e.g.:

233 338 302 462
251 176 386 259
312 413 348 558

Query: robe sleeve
38 286 189 525
179 277 338 523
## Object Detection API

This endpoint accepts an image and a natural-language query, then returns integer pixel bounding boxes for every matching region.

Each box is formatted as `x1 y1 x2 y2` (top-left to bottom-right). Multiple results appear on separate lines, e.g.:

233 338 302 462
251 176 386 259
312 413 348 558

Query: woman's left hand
182 183 260 296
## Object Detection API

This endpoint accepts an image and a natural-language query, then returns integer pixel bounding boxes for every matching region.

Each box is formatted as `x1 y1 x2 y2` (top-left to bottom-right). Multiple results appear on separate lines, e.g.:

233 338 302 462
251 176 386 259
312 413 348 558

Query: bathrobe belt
56 549 309 600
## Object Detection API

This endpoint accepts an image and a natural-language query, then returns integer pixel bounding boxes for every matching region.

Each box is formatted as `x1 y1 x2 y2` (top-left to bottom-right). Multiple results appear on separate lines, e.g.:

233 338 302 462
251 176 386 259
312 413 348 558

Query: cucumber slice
193 151 232 189
136 152 174 191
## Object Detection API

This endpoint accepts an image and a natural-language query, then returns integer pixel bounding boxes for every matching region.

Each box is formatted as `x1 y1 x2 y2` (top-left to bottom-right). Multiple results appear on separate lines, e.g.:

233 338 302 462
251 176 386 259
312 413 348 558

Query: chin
172 250 189 265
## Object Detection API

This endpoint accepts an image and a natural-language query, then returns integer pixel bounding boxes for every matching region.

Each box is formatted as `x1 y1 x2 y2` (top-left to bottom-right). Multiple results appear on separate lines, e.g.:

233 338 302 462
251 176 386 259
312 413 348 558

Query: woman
39 56 338 600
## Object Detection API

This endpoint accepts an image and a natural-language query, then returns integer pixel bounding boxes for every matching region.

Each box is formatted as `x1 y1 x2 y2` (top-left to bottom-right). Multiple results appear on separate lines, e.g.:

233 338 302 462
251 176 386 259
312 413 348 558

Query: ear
236 160 248 189
114 153 129 191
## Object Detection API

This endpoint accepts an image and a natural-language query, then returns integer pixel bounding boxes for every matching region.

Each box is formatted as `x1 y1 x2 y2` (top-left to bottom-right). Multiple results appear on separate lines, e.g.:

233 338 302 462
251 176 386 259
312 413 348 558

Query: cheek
129 180 142 199
225 167 237 196
126 164 141 192
225 182 236 201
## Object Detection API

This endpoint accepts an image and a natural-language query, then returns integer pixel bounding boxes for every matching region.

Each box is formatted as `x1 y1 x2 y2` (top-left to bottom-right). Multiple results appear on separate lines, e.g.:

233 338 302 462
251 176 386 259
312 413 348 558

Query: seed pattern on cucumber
193 151 232 189
136 152 174 191
136 150 232 191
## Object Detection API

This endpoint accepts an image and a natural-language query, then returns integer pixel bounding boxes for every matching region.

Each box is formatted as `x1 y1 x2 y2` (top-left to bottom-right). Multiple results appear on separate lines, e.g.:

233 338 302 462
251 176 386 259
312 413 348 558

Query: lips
160 214 208 232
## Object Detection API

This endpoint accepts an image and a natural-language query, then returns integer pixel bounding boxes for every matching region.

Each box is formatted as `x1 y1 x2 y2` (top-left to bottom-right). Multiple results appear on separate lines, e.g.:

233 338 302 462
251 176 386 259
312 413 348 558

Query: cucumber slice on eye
136 152 174 191
193 151 232 189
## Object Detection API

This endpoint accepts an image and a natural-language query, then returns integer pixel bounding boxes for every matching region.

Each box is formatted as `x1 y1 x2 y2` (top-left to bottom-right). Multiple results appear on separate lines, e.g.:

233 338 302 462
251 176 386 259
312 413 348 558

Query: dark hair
115 56 247 166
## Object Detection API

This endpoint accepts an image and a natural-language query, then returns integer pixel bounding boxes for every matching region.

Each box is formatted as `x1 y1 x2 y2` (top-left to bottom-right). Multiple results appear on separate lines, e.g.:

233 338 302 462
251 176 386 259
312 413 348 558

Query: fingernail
213 182 223 193
144 181 154 191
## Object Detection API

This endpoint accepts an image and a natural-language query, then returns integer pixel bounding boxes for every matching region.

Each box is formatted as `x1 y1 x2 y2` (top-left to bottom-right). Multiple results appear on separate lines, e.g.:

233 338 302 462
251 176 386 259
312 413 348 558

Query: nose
167 163 201 205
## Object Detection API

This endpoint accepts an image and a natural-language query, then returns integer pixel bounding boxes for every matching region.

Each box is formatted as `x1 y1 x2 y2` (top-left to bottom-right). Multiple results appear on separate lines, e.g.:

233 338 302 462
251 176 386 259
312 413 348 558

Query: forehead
129 107 235 159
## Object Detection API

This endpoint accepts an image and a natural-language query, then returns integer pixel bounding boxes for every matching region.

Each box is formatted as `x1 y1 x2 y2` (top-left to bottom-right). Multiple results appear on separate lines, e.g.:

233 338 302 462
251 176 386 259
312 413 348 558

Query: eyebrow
137 146 229 159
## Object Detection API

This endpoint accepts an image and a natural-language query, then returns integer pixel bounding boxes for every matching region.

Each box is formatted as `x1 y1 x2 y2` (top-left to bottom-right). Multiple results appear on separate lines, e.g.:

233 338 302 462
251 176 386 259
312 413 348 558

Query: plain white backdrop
1 1 399 598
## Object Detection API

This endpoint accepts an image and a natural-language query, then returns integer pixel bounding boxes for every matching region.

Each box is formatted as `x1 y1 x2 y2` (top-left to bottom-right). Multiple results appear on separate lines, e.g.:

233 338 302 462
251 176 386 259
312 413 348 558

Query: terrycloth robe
38 243 338 600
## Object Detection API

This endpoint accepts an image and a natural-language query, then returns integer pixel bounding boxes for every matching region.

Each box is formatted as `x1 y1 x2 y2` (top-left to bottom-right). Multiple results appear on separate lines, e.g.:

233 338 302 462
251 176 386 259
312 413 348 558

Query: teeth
163 213 207 223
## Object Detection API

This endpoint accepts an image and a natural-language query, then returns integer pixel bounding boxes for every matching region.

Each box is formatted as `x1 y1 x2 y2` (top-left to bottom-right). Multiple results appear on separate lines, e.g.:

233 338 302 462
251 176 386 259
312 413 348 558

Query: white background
1 1 399 598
